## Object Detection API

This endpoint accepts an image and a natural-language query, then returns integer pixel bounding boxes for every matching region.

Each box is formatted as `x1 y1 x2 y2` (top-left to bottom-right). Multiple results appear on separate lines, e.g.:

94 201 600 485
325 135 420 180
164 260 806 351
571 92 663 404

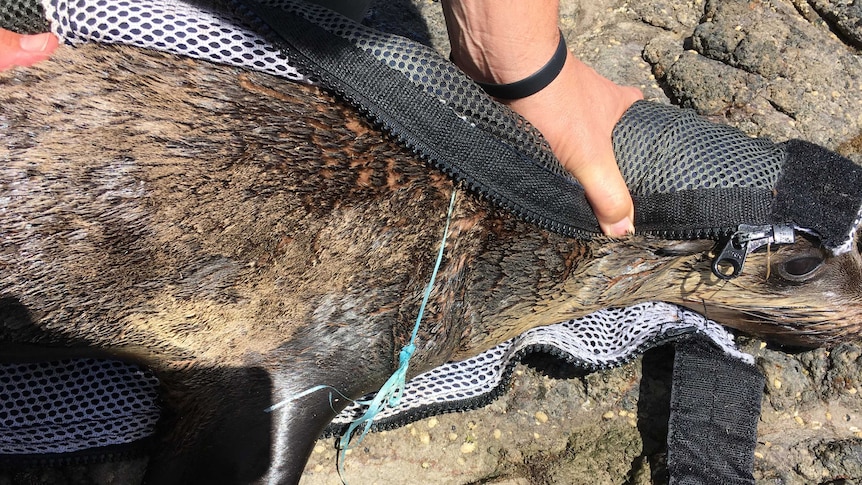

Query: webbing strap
635 188 772 238
668 336 764 485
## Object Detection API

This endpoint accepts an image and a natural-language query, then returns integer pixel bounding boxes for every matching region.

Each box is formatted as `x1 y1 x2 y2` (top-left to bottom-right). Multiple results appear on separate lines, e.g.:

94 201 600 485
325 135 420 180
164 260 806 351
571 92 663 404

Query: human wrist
442 0 562 86
471 30 567 100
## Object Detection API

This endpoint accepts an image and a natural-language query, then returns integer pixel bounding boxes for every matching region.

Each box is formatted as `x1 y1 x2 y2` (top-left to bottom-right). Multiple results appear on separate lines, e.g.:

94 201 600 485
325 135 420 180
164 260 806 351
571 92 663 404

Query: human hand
0 28 58 71
443 0 641 237
503 52 642 237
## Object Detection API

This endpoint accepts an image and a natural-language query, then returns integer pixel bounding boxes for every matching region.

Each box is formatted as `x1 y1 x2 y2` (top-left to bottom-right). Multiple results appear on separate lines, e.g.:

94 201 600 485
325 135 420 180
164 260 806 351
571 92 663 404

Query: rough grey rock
641 0 862 149
804 0 862 48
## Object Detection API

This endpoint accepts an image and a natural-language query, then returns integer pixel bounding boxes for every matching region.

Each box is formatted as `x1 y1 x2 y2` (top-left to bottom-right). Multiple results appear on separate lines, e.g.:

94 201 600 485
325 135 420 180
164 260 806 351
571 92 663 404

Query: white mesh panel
0 359 160 455
329 301 751 429
41 0 306 80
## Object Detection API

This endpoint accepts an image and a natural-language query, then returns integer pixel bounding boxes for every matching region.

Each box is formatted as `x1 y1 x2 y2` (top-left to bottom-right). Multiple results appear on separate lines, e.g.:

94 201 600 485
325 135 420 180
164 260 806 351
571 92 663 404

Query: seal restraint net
1 0 862 480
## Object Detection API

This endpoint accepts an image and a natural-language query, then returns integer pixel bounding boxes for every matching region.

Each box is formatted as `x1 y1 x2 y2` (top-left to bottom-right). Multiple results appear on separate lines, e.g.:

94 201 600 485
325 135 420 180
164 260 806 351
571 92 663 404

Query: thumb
574 139 635 237
0 30 59 71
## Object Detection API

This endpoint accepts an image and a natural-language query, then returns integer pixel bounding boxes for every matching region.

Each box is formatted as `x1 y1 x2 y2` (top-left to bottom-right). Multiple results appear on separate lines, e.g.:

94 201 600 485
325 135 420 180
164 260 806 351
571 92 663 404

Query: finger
574 143 635 237
578 84 641 237
0 30 59 71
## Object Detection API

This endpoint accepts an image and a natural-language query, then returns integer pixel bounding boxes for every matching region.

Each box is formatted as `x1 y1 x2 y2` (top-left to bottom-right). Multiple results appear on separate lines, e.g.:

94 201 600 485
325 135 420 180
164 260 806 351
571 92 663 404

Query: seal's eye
777 255 824 282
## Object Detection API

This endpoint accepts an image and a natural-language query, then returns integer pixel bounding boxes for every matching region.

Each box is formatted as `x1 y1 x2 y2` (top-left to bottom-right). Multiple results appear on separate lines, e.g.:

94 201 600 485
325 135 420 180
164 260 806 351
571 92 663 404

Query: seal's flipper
143 366 276 485
144 363 377 484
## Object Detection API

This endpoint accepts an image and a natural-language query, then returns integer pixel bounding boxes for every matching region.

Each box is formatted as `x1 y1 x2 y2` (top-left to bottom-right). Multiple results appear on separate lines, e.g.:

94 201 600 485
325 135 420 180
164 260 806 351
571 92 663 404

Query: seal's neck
455 233 714 358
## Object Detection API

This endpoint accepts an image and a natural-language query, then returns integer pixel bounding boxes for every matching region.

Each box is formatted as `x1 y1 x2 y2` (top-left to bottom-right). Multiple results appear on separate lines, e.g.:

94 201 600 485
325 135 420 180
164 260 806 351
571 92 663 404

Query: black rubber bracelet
475 30 568 100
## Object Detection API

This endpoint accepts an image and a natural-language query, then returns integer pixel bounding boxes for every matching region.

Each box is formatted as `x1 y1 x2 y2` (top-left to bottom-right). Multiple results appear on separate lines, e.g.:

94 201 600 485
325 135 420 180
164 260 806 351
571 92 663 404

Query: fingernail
601 217 634 237
19 33 52 53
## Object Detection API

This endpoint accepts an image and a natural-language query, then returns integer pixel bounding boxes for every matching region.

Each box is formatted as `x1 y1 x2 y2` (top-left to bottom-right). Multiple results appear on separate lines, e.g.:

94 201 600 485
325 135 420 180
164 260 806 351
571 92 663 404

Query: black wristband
475 30 568 100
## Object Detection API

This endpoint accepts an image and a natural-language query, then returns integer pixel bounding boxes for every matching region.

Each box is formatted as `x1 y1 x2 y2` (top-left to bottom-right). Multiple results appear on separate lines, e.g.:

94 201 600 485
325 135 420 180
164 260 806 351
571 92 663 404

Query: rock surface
3 0 862 484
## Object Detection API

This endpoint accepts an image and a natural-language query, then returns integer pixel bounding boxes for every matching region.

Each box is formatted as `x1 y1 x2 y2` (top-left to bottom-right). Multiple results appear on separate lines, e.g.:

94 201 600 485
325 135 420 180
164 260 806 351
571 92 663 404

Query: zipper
0 439 152 470
711 224 796 279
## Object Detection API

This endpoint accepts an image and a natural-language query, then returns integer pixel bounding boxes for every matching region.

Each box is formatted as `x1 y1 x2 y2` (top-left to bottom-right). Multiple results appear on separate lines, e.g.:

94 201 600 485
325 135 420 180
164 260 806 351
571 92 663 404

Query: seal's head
690 233 862 346
581 231 862 348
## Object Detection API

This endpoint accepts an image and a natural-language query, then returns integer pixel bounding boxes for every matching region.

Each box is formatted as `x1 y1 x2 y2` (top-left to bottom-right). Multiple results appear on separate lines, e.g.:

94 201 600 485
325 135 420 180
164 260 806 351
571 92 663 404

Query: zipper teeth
336 80 597 239
643 227 736 241
0 440 152 469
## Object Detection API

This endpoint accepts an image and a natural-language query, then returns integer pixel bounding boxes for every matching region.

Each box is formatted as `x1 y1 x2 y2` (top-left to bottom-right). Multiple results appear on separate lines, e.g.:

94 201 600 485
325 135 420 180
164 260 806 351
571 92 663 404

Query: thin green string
336 189 457 481
263 190 458 483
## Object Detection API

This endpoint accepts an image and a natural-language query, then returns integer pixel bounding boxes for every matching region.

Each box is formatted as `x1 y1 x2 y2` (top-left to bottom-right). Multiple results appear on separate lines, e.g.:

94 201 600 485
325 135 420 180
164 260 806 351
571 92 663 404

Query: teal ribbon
336 190 457 480
264 190 458 483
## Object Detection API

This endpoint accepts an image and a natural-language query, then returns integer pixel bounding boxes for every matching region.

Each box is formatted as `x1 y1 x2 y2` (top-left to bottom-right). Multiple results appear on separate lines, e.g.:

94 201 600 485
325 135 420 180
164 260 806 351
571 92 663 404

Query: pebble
493 429 502 440
460 441 477 454
534 411 549 424
427 417 438 429
313 444 325 454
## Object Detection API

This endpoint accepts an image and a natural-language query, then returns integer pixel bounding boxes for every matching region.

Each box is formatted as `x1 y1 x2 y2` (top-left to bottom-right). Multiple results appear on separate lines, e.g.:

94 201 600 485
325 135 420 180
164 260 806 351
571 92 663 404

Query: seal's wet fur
2 44 861 483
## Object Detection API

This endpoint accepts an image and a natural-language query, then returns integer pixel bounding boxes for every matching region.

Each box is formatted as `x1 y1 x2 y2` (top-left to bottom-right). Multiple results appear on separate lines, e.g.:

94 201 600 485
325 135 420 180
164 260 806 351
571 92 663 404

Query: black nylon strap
668 336 764 485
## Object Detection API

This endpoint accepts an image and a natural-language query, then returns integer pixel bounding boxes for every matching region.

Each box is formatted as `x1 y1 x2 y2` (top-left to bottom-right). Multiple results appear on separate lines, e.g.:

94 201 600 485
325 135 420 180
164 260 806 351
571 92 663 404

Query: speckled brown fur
1 44 861 484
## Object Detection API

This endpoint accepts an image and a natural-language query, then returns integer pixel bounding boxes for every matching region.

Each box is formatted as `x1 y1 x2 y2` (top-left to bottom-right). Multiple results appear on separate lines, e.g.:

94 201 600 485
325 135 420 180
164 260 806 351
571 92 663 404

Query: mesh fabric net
326 301 749 433
0 359 160 455
0 302 748 455
614 102 784 194
0 0 49 34
42 0 306 80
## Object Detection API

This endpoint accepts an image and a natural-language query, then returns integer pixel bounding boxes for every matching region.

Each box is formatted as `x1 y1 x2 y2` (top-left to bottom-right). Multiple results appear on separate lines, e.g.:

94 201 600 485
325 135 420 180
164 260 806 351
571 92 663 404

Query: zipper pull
711 225 795 279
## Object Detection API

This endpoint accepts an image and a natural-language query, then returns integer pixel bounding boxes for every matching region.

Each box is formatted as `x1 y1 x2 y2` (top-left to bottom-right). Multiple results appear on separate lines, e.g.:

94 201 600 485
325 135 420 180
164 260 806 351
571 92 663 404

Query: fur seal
1 44 860 484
